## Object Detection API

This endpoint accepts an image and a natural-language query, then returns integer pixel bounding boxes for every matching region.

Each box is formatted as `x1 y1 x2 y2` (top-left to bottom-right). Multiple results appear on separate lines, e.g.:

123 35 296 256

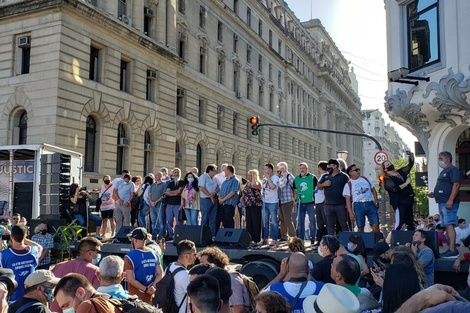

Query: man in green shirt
293 163 317 242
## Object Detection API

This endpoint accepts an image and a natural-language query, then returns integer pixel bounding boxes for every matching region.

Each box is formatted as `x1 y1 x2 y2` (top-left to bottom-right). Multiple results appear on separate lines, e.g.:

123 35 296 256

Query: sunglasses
352 168 360 172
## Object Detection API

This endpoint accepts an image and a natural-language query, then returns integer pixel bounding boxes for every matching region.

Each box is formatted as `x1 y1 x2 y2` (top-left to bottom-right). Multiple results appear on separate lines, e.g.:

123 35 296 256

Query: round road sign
374 151 389 165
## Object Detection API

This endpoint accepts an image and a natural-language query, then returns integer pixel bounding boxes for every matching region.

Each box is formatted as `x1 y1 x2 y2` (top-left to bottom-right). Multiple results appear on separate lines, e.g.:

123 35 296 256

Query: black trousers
315 202 328 242
221 204 235 229
246 205 262 242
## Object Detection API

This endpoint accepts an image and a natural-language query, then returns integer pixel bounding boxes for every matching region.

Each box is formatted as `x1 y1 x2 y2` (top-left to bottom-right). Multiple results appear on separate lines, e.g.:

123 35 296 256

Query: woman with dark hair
69 183 102 239
381 153 415 230
255 291 290 313
311 235 339 283
382 263 421 313
131 175 143 226
348 235 370 277
181 172 199 225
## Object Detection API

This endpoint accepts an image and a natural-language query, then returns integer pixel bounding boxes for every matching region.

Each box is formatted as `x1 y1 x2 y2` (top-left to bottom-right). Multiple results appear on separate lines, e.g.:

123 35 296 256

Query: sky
284 0 417 150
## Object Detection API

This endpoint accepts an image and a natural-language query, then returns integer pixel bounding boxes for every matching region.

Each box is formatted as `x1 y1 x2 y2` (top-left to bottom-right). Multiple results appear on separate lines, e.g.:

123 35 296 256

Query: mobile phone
406 150 411 155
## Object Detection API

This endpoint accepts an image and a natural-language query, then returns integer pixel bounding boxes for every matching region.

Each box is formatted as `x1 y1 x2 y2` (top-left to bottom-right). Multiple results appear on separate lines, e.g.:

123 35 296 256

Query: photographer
69 183 102 239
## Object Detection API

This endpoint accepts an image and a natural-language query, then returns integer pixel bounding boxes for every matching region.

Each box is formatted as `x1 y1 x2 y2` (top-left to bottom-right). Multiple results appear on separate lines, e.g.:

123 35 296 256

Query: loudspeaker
339 231 376 251
391 230 439 259
174 225 212 247
114 226 136 243
214 228 251 247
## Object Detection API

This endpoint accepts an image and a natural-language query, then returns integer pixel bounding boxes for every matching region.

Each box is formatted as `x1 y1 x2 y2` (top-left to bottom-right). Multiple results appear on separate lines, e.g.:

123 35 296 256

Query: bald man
264 252 324 311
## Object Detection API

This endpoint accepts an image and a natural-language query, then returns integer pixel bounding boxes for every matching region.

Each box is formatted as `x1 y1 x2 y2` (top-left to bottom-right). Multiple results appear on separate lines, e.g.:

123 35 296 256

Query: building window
258 19 263 37
196 144 202 173
144 130 152 176
89 46 100 82
234 67 240 93
18 111 28 145
178 32 186 59
407 0 439 70
247 45 252 63
146 69 156 102
232 113 238 135
217 106 223 130
199 6 206 29
269 30 273 47
233 0 239 15
118 0 127 18
217 57 225 85
278 39 282 55
116 123 127 175
247 75 253 100
199 47 206 74
258 85 264 106
258 55 263 73
278 70 282 88
269 91 274 112
198 98 206 124
178 0 185 14
16 35 31 75
144 7 153 36
217 21 223 42
233 34 238 53
85 116 97 172
120 60 129 92
268 63 272 80
175 141 183 169
247 7 252 27
176 88 185 116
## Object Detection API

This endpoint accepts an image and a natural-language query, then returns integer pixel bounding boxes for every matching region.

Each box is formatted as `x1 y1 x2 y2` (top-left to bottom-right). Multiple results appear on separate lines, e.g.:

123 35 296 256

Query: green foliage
390 158 429 217
52 219 86 261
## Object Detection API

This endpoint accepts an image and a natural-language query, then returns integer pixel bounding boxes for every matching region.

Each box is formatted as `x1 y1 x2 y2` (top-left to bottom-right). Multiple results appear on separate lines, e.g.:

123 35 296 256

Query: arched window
144 130 152 176
196 144 202 173
116 123 127 174
18 111 28 144
85 116 97 172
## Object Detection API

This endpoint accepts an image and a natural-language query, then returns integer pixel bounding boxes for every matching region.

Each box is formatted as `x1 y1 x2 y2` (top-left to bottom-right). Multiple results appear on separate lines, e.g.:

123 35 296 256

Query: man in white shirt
315 161 328 244
198 164 219 236
455 219 470 246
262 163 280 245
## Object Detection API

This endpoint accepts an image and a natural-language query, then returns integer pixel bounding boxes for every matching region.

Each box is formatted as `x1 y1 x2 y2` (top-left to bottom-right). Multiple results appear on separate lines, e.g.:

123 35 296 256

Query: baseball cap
327 159 339 166
127 227 148 240
24 270 60 288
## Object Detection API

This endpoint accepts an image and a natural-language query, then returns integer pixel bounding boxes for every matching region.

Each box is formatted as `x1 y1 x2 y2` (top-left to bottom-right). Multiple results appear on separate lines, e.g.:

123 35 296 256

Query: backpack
229 271 260 313
91 294 159 313
153 264 187 313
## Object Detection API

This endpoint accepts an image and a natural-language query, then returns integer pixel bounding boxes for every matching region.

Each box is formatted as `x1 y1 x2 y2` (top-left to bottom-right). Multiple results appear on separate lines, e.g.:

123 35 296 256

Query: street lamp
337 150 348 161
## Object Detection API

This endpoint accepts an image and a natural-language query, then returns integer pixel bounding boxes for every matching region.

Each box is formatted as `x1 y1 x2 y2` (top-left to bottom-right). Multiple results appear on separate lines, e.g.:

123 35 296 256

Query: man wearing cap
124 227 162 303
8 270 59 313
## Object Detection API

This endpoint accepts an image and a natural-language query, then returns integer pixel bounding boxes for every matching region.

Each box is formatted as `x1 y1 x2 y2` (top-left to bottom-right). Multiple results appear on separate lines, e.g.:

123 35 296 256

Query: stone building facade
0 0 364 196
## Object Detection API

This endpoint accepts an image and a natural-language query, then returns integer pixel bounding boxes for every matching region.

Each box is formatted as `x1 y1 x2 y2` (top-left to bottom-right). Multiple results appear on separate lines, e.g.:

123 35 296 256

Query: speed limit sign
374 151 389 165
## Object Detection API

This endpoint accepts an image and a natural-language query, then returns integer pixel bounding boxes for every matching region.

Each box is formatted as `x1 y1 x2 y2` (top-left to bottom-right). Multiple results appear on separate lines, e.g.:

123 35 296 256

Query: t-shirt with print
262 175 279 204
100 184 116 211
342 176 374 203
434 165 461 203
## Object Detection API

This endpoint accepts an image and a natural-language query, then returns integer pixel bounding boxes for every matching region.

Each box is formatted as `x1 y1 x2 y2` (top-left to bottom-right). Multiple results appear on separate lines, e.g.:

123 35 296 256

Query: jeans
263 202 279 241
74 212 102 227
138 202 150 229
184 209 198 225
296 202 315 241
165 204 181 237
200 198 218 236
150 202 165 238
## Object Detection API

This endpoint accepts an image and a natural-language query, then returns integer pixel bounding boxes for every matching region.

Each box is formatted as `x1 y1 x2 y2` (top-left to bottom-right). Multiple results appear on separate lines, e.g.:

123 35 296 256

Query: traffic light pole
255 123 383 151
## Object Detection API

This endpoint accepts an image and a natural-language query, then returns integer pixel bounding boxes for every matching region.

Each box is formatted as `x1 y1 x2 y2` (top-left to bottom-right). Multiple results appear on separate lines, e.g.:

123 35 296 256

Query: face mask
92 253 101 265
104 179 110 185
318 247 324 258
327 168 333 174
386 164 395 171
43 285 54 302
63 307 75 313
124 181 129 185
188 177 194 183
438 160 446 168
347 242 354 252
40 229 47 235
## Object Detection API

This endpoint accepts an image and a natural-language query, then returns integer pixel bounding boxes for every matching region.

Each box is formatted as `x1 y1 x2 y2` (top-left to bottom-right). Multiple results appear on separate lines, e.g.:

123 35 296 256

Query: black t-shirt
166 180 185 205
311 256 335 284
8 297 51 313
318 172 349 205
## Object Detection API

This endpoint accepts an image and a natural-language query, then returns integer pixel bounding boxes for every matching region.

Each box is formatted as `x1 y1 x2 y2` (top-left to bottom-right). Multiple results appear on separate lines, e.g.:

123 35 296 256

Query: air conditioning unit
118 137 129 146
177 89 185 97
144 8 154 17
119 15 130 25
18 36 31 48
236 91 242 99
144 143 153 151
147 70 157 79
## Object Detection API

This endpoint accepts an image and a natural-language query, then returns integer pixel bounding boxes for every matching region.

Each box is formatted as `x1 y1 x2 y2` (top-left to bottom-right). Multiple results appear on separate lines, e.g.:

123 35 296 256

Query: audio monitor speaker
214 228 251 247
174 225 212 247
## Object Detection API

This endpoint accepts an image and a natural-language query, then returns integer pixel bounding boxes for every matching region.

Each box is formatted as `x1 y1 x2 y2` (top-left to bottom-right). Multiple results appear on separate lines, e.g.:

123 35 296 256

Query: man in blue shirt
198 164 219 236
218 165 240 229
96 255 129 299
410 230 435 288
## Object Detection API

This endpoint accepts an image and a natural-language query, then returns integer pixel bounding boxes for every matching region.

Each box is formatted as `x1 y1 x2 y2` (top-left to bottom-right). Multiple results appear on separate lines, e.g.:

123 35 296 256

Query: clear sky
284 0 417 150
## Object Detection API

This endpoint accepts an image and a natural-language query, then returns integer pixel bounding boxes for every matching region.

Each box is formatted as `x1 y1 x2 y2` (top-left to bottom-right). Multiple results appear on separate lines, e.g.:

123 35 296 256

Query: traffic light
249 116 259 135
378 175 385 193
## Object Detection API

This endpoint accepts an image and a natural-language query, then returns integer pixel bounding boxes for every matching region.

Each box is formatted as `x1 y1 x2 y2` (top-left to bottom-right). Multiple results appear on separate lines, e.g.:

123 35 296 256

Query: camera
405 150 411 156
80 186 87 191
0 268 17 297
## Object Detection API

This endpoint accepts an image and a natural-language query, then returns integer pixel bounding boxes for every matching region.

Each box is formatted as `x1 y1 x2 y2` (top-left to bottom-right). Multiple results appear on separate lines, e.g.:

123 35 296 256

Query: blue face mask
43 285 54 303
92 253 101 265
347 242 354 252
63 307 75 313
438 160 446 168
188 177 195 183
